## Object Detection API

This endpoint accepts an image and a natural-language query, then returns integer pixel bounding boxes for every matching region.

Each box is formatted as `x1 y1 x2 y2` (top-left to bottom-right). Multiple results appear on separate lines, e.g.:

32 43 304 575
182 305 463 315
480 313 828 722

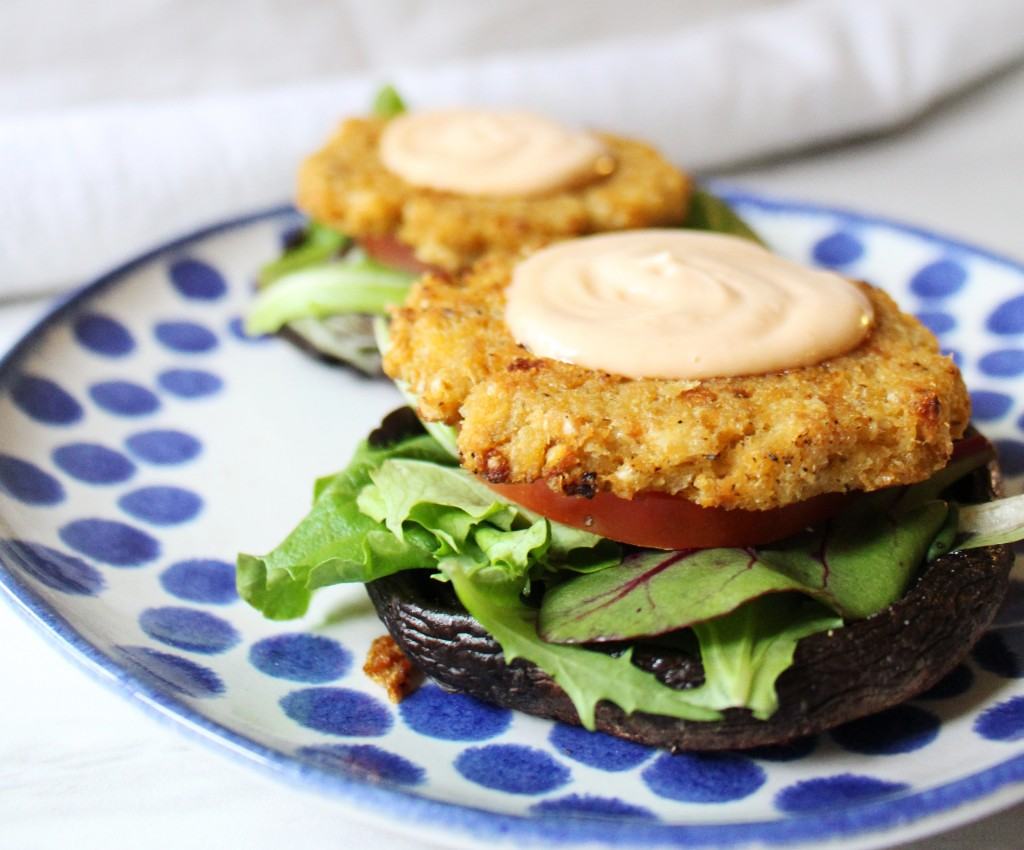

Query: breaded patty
296 117 691 271
383 254 971 512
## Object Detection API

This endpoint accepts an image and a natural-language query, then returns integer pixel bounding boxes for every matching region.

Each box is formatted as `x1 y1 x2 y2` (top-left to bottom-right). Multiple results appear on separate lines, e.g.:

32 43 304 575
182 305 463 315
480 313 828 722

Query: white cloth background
2 0 1024 300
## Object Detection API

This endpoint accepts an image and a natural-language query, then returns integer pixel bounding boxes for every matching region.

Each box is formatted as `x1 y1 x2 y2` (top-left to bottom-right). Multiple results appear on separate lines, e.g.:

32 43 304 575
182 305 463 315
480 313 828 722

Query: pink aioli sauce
504 230 874 380
378 108 613 197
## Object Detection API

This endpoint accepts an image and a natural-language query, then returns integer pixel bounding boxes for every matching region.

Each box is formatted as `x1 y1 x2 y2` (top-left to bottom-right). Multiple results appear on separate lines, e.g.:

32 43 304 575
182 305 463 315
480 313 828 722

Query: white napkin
2 0 1023 301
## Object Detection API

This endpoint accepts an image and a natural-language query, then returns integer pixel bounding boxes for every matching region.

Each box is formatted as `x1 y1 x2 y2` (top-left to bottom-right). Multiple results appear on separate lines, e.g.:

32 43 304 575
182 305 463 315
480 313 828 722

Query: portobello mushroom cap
364 414 1013 751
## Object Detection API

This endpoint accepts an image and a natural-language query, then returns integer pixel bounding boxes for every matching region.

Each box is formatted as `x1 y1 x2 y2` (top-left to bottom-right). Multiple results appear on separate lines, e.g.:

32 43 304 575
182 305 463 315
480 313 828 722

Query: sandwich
238 99 1021 751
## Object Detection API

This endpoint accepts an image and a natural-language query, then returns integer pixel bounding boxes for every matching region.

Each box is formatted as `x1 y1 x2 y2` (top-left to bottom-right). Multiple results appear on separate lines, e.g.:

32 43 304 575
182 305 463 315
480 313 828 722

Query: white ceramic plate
2 191 1024 850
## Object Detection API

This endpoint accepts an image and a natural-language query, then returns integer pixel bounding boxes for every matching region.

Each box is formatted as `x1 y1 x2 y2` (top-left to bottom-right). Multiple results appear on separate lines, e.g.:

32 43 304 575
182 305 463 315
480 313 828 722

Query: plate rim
2 190 1024 849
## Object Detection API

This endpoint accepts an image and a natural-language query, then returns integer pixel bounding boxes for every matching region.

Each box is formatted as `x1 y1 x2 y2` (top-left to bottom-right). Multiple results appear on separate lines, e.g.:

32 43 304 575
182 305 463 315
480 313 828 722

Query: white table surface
3 57 1024 850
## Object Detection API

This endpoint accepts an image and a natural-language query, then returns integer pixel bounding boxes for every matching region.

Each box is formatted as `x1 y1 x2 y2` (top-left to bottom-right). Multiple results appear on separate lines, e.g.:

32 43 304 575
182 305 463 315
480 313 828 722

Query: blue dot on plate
160 558 238 604
169 258 228 301
11 375 83 425
1 538 105 595
531 794 656 820
398 684 511 741
118 485 202 525
139 606 240 654
975 696 1024 742
909 260 968 299
989 295 1024 335
90 380 160 416
916 663 975 700
296 744 425 786
0 454 64 505
829 704 941 755
979 349 1024 378
973 628 1024 678
280 687 392 737
125 429 201 465
993 439 1024 477
812 231 864 268
155 320 218 354
115 645 224 698
72 313 135 357
454 744 570 795
158 368 223 399
548 723 652 771
249 634 351 683
970 390 1014 422
59 518 159 567
775 774 909 814
641 752 766 803
915 311 957 336
53 443 136 485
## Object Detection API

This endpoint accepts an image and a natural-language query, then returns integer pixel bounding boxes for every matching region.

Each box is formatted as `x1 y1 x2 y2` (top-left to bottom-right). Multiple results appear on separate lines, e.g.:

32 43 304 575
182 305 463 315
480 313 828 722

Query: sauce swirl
379 109 612 197
504 230 874 380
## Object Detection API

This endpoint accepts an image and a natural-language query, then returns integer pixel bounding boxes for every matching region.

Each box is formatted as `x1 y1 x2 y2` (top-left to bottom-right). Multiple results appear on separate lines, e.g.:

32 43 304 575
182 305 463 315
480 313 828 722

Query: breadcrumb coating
383 254 971 511
296 116 691 271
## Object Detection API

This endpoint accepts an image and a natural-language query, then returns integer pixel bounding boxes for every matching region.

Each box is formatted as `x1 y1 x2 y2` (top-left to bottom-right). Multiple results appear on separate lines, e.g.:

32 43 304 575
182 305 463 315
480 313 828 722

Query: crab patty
383 253 971 512
296 116 691 272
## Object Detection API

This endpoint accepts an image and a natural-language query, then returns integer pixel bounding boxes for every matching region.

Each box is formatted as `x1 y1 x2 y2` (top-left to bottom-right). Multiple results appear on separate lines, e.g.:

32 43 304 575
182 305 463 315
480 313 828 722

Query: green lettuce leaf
238 431 619 618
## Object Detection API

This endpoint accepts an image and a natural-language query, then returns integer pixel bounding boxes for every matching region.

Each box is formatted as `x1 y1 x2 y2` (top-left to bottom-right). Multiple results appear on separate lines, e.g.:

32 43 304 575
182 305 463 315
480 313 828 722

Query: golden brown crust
296 116 691 271
383 254 971 511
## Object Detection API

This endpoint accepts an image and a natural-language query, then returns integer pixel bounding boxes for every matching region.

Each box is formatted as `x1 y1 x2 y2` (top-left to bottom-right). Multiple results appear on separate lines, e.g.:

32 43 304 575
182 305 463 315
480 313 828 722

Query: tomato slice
359 235 437 275
484 480 857 550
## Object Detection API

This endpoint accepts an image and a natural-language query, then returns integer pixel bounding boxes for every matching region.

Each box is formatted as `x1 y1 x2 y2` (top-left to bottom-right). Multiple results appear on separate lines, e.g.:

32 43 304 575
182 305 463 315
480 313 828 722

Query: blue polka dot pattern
979 349 1024 378
280 687 392 737
118 485 203 525
455 744 571 795
399 684 511 741
115 645 224 698
11 375 83 425
812 231 864 268
531 794 656 820
72 313 135 357
295 744 425 786
548 723 652 771
124 430 201 465
775 774 909 814
829 705 941 755
59 518 160 567
975 696 1024 742
909 260 968 299
155 320 218 354
139 606 240 654
168 258 228 301
160 559 238 605
915 311 957 336
2 538 104 595
642 752 766 803
90 380 160 416
0 454 64 505
157 368 223 399
249 634 350 683
228 316 268 343
988 295 1024 335
53 443 136 485
970 390 1014 421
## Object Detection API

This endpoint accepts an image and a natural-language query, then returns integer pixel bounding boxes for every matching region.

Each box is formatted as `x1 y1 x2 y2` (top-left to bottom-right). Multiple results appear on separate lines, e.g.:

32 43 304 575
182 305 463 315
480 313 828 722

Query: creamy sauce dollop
504 230 874 380
379 109 613 197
